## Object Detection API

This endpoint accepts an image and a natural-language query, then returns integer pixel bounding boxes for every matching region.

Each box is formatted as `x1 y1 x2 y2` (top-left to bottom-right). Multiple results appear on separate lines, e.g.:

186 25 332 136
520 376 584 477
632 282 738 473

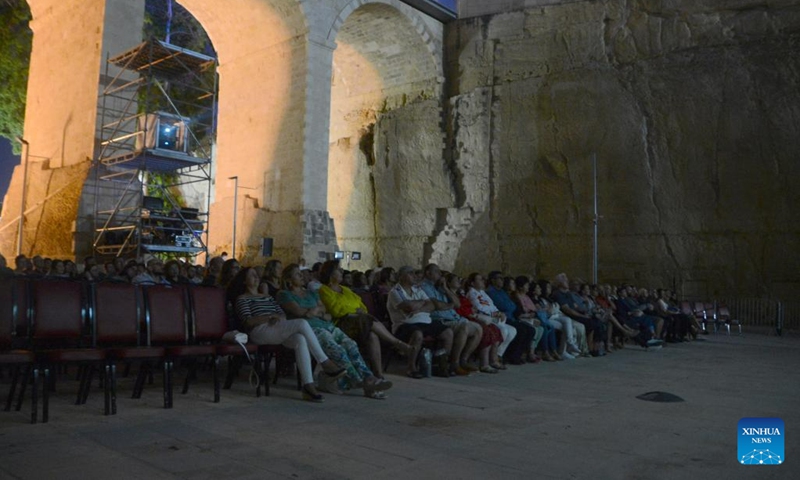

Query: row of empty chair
0 278 274 424
680 301 742 335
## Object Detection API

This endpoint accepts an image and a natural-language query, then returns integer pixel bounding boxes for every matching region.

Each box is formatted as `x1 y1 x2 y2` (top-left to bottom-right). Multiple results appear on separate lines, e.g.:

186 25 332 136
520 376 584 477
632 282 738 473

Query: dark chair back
94 282 142 346
146 285 188 345
0 278 14 349
357 291 379 317
189 286 229 342
31 280 86 346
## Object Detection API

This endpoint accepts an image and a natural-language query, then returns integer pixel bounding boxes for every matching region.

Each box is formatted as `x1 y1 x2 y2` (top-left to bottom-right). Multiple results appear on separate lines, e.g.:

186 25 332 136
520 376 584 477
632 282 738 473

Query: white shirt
387 283 432 331
468 288 499 317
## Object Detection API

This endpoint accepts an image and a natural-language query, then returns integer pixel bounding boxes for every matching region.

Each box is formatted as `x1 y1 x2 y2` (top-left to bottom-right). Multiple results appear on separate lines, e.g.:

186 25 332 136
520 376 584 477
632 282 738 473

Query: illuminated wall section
328 1 445 267
179 0 310 263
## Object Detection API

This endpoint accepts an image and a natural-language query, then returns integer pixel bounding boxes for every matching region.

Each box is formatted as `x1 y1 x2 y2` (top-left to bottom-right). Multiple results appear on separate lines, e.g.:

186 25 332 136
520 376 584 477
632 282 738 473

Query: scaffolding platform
100 148 209 172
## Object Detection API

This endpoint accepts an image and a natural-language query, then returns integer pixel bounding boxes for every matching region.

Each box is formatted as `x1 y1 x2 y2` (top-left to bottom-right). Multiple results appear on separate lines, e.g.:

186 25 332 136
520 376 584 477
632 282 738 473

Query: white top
468 288 499 316
387 283 432 331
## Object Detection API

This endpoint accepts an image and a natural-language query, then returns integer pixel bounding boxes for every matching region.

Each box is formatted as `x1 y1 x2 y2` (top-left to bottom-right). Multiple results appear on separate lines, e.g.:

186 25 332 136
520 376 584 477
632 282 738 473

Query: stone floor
1 333 798 480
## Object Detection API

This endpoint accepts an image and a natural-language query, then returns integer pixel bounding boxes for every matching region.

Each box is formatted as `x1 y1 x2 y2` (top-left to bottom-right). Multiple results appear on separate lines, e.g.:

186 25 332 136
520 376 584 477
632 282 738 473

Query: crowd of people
0 251 703 402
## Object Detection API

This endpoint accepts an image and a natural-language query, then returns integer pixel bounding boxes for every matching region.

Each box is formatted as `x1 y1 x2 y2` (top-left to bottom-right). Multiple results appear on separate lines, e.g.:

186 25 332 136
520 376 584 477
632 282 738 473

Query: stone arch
325 0 443 77
327 0 448 268
175 0 311 262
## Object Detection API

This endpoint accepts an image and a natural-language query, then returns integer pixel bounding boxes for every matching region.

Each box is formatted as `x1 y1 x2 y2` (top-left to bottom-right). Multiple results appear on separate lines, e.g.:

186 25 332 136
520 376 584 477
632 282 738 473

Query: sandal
364 378 393 392
479 366 498 374
301 385 324 403
364 389 386 400
490 363 507 370
406 370 424 379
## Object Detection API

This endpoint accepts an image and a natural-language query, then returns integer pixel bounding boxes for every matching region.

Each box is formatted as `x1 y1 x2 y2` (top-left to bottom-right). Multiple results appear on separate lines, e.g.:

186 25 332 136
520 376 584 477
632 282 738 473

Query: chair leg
255 354 264 398
110 363 117 415
15 366 31 412
132 363 148 399
104 363 111 416
81 366 95 405
37 367 44 424
223 357 239 390
182 360 197 395
163 360 173 409
383 347 393 373
5 365 23 411
263 353 272 397
31 367 39 424
212 356 220 403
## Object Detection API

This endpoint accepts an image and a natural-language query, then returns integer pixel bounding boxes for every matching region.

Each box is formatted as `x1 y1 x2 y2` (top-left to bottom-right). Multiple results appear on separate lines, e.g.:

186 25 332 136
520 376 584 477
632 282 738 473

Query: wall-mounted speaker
261 237 273 257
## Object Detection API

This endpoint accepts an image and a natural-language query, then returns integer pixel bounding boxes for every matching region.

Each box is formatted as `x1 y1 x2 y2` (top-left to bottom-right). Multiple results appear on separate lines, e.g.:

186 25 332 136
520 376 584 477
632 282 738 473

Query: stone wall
447 0 800 298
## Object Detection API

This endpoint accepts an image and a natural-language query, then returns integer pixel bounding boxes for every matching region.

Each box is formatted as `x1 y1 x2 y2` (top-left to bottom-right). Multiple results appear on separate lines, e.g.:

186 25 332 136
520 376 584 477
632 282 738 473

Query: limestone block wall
447 0 800 298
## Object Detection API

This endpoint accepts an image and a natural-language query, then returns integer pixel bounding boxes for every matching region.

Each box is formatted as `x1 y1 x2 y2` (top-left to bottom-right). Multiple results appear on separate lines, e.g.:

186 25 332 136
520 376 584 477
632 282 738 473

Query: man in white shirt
387 266 453 378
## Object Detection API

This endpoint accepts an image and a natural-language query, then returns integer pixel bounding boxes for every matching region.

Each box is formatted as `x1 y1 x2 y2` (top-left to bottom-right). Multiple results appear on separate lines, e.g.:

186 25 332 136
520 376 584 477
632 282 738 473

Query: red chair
716 305 742 336
93 282 165 415
704 302 719 333
693 302 708 332
31 279 106 423
0 277 37 423
188 286 260 402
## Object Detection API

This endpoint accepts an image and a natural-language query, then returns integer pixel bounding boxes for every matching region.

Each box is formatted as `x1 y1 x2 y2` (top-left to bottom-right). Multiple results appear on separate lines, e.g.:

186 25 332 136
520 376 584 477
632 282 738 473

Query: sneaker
561 351 576 360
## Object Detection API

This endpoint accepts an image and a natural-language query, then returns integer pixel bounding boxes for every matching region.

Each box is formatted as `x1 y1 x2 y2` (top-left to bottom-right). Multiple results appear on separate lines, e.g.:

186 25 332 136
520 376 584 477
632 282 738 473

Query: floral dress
277 289 373 387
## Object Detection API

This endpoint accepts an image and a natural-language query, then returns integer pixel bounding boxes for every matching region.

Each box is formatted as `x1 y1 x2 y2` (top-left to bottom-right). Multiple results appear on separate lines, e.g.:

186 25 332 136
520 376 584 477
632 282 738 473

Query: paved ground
1 333 799 480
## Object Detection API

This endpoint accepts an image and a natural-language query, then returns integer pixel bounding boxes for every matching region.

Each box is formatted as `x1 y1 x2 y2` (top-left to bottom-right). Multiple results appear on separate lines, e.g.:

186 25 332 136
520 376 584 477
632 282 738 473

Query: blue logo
738 418 784 465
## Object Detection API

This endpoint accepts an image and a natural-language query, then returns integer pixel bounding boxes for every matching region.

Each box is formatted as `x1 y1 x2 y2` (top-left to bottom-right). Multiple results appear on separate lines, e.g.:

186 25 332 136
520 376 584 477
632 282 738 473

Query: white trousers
249 319 330 385
548 313 581 354
475 313 517 356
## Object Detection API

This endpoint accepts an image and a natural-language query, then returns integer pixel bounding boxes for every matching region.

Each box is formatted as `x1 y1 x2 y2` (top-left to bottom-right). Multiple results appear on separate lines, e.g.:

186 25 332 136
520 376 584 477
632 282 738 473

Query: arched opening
328 1 447 268
177 0 309 263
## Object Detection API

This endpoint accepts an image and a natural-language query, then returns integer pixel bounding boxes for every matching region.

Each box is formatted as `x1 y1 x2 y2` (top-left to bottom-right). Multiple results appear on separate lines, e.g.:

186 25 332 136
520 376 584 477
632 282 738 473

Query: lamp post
592 153 599 284
15 137 29 256
229 176 238 259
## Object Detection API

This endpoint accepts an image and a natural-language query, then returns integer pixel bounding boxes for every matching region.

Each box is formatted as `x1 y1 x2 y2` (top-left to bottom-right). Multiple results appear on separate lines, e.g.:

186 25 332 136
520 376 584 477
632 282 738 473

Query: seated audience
259 259 282 297
420 264 482 375
318 260 411 379
277 264 392 399
513 276 558 362
485 271 536 365
228 267 346 403
387 266 454 378
552 274 600 356
202 256 224 286
164 260 190 285
465 272 515 368
451 273 503 373
132 258 170 285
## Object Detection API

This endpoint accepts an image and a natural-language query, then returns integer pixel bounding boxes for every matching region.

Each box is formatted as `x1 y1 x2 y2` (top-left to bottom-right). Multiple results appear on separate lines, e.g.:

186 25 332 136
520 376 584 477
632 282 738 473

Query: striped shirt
234 294 284 332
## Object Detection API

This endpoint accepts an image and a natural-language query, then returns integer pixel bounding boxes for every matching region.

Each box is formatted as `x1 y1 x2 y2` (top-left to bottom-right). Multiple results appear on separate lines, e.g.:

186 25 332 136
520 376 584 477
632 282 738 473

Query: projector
137 112 189 153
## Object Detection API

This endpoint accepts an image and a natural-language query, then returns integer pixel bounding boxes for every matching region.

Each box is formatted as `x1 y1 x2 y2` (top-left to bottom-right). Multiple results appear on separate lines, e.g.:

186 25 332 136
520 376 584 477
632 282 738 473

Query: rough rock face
446 0 800 298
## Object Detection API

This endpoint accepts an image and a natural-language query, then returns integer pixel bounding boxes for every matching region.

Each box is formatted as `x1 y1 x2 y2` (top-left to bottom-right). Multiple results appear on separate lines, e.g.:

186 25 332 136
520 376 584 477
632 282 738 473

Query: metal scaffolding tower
92 39 217 260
